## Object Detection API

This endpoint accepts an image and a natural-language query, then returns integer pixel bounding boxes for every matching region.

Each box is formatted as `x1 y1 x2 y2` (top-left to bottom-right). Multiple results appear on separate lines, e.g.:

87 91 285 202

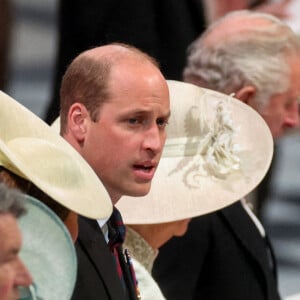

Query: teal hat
18 195 76 300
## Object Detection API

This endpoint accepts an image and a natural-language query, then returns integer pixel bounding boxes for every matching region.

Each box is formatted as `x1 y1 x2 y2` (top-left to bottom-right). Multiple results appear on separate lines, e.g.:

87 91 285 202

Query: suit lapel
77 216 126 299
220 202 275 280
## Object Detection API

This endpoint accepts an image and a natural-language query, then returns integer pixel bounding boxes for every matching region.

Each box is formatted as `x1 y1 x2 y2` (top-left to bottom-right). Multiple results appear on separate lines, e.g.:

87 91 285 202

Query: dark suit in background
152 201 281 300
45 0 206 123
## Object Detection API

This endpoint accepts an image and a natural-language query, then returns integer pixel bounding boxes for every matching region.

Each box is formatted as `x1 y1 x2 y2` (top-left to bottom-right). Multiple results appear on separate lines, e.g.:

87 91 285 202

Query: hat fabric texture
18 195 76 300
117 80 273 224
0 91 112 219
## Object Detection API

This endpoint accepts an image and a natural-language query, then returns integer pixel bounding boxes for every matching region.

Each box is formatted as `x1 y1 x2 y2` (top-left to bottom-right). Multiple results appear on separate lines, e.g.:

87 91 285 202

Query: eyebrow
122 108 171 118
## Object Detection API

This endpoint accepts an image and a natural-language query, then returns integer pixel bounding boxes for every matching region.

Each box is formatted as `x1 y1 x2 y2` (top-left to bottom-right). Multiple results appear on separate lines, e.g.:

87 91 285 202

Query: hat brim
18 195 77 300
117 80 273 224
0 91 112 220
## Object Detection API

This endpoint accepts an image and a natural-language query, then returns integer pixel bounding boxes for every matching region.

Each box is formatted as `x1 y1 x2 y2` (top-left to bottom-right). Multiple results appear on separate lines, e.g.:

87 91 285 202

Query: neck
107 190 121 205
129 224 166 250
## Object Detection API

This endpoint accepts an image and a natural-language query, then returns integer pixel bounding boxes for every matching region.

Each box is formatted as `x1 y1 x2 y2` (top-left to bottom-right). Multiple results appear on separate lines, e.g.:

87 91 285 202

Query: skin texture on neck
130 219 190 250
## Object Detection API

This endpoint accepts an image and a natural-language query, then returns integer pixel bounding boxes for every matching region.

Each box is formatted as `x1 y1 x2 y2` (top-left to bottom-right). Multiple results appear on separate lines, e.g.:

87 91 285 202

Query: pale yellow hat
117 80 273 224
0 91 112 219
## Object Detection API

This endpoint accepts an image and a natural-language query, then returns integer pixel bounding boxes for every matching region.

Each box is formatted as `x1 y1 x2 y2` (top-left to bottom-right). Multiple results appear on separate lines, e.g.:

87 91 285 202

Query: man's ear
235 85 257 108
67 103 90 144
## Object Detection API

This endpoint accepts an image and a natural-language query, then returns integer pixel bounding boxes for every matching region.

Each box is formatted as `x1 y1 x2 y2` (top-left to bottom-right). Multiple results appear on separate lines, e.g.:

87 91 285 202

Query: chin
126 184 151 197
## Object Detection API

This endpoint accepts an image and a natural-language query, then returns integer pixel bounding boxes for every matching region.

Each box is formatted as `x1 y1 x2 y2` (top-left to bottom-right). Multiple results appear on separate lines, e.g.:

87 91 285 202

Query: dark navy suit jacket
153 201 281 300
71 216 133 300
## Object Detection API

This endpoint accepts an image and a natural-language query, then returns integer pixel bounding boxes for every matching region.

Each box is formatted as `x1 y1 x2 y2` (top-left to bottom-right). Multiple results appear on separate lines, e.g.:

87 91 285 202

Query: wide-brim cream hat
117 80 273 224
18 195 76 300
0 91 112 219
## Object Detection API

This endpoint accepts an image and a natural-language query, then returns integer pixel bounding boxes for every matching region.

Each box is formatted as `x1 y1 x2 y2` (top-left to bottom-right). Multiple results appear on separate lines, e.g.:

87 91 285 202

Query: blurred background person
153 10 300 300
0 183 32 300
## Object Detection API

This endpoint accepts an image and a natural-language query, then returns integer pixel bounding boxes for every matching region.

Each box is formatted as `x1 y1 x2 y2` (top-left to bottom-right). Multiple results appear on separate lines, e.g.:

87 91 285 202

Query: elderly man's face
258 56 300 139
0 213 32 300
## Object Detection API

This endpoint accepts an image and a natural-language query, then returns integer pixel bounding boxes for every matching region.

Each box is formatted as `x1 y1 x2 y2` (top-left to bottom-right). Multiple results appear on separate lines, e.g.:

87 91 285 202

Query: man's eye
157 118 168 128
285 99 297 109
128 118 139 124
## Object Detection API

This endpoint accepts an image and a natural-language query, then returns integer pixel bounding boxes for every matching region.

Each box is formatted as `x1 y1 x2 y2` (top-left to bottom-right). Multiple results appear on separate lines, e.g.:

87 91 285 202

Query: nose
285 102 300 128
143 125 165 154
15 259 33 287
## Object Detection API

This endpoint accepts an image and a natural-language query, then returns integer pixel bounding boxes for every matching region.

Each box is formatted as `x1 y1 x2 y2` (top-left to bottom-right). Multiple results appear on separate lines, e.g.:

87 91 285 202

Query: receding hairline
59 43 162 133
76 43 159 68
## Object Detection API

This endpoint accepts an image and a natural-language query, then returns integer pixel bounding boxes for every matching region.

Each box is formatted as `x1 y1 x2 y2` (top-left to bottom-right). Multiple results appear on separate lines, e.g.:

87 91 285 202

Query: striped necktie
107 208 139 300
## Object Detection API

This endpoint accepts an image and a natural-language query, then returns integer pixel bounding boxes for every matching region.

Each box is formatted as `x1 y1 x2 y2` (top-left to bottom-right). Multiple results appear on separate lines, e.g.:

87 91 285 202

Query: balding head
60 43 159 134
82 43 158 65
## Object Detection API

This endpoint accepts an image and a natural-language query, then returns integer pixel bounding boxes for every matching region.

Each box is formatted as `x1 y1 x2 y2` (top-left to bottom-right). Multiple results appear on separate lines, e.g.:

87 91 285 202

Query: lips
134 165 153 172
133 161 157 181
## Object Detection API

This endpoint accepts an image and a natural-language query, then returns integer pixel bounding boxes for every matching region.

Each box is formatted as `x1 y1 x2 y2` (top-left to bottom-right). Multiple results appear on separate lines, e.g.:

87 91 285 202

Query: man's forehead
84 45 141 64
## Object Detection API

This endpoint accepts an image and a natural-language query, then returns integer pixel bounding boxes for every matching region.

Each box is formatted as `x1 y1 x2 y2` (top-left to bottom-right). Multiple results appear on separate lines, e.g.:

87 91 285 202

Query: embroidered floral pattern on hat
167 93 241 188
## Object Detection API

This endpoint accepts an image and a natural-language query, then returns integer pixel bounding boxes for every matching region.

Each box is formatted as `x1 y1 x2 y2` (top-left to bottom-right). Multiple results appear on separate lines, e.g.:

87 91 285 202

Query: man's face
0 213 32 300
82 61 170 203
257 56 300 139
